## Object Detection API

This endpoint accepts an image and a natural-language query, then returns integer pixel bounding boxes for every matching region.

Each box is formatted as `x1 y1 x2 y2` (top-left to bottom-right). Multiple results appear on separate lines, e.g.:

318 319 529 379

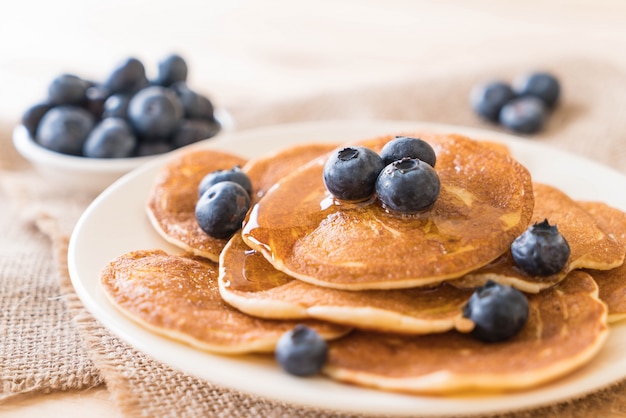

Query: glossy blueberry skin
376 158 440 213
275 325 328 377
470 80 515 123
21 102 53 138
83 118 137 158
154 54 188 87
48 73 89 106
510 219 570 276
171 119 220 149
127 86 184 141
195 181 251 238
323 146 384 201
463 280 529 343
499 96 547 134
36 106 95 155
102 93 131 119
513 72 560 108
85 85 111 119
380 136 436 167
104 57 149 94
198 166 252 198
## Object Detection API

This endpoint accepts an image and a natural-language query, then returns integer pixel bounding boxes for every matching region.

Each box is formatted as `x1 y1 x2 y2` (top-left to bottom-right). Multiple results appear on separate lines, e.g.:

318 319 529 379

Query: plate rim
67 119 626 417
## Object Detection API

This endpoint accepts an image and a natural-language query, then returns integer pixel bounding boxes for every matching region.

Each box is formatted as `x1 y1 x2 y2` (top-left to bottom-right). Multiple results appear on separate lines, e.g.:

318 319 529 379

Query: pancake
323 270 608 394
219 233 474 334
100 249 350 354
242 132 535 290
577 201 626 323
243 142 338 203
146 149 248 262
456 183 625 293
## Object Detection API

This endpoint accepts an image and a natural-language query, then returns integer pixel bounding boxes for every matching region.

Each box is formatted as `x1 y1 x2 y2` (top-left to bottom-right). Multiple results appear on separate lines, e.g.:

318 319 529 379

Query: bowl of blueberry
13 53 231 194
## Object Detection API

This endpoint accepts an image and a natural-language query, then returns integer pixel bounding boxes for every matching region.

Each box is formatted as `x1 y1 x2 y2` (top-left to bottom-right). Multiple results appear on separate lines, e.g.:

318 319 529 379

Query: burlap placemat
1 56 626 417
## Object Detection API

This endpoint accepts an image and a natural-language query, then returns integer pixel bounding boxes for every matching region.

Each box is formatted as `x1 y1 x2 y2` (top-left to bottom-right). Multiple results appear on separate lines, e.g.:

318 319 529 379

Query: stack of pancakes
100 132 626 395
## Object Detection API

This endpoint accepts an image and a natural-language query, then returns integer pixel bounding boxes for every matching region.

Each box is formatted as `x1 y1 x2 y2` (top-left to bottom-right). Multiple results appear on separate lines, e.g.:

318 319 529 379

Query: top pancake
457 183 625 293
146 149 248 262
242 132 535 290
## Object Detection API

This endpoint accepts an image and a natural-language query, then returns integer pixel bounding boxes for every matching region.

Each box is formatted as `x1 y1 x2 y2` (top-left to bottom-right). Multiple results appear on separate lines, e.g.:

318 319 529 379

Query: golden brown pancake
457 183 625 293
243 142 338 204
323 271 608 394
242 132 535 290
219 233 474 334
578 201 626 323
100 249 350 354
146 149 248 262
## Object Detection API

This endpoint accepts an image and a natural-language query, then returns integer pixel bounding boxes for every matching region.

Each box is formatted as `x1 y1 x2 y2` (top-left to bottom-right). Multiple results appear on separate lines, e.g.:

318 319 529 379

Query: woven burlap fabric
1 56 626 417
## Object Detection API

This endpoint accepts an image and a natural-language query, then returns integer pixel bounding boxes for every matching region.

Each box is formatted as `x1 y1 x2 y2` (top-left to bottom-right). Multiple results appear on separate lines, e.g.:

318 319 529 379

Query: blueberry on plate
275 324 328 377
499 96 547 134
104 57 149 95
195 181 251 238
36 106 95 155
463 280 529 343
380 136 436 167
470 80 515 123
154 54 188 87
376 158 440 213
171 119 221 149
127 86 184 141
198 166 252 198
323 146 384 201
510 219 570 276
83 117 137 158
48 73 89 106
513 71 560 108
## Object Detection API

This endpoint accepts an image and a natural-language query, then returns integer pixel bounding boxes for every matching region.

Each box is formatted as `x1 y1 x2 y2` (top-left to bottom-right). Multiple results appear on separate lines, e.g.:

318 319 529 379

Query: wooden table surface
1 0 626 416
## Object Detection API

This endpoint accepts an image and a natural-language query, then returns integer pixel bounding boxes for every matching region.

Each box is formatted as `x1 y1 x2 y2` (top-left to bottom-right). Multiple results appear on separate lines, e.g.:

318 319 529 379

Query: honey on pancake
242 133 535 290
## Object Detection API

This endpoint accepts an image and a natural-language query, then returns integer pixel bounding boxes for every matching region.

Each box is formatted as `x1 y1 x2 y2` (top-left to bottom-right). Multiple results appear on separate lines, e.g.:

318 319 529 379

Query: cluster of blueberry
323 136 440 213
21 54 220 158
195 167 252 238
470 71 561 134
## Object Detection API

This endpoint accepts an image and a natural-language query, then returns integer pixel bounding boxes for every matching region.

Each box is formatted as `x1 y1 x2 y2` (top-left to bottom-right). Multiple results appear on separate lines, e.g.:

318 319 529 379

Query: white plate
68 120 626 417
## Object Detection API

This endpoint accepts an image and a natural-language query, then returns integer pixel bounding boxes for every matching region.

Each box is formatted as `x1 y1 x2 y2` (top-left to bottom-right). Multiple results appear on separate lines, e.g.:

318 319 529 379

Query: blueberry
127 86 184 141
104 57 149 94
376 158 440 213
171 119 220 149
21 102 53 138
198 166 252 198
48 73 89 106
171 82 215 121
513 72 560 108
275 324 328 377
102 93 132 119
499 96 547 134
195 181 251 238
135 140 172 157
470 80 515 123
323 146 384 201
85 85 111 119
463 280 529 343
83 118 137 158
36 106 95 155
154 54 188 87
380 136 436 167
510 219 570 276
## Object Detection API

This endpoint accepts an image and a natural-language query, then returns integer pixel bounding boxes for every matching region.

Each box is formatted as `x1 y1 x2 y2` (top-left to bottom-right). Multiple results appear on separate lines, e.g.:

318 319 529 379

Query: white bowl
12 109 234 195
